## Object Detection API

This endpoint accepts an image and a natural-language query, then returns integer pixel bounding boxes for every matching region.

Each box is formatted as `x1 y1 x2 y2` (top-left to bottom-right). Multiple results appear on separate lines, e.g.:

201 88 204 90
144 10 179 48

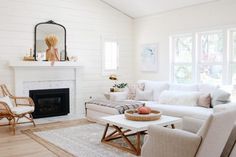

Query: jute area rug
22 119 135 157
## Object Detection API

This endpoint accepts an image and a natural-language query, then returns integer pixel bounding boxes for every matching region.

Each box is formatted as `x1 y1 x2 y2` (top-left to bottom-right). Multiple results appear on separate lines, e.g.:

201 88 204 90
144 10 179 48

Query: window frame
228 29 236 84
101 36 119 76
170 33 195 83
196 30 225 84
170 28 234 85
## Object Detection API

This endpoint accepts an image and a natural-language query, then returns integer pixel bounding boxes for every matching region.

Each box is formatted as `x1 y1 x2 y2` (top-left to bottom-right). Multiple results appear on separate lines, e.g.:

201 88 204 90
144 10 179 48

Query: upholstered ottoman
85 100 144 123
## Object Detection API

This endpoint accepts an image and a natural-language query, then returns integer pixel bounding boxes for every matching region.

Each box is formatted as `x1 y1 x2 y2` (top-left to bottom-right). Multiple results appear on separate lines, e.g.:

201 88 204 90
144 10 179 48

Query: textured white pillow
141 81 169 101
0 96 14 108
211 89 230 107
169 84 198 91
159 90 201 106
135 90 153 101
109 92 128 101
127 83 145 99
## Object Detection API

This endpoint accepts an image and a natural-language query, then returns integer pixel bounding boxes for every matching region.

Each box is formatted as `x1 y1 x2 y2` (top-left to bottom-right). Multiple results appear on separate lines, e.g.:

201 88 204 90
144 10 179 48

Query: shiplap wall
0 0 134 114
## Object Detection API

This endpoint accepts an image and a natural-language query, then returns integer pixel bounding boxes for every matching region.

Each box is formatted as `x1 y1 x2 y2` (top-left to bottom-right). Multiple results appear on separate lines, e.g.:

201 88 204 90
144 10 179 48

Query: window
171 35 194 83
102 39 119 74
170 29 230 85
230 30 236 84
199 32 223 63
198 31 224 84
232 31 236 61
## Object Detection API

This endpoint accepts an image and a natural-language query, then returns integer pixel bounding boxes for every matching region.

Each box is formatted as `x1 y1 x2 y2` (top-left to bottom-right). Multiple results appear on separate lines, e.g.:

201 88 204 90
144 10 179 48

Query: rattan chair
0 84 36 134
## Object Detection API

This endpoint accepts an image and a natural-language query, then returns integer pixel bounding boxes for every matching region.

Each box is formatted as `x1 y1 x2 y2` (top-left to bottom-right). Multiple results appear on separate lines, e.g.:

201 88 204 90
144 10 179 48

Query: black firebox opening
30 88 69 118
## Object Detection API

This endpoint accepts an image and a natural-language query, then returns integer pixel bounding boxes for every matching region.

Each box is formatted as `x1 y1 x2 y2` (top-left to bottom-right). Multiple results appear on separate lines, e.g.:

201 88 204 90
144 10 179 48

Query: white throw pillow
127 83 145 100
0 96 14 108
211 89 230 107
169 84 198 91
159 90 201 106
141 80 169 101
109 92 128 101
135 89 153 101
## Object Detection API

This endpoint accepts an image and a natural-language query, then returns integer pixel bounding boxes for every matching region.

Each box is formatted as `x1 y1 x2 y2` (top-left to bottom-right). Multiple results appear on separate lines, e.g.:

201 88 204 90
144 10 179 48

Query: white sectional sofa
86 80 236 123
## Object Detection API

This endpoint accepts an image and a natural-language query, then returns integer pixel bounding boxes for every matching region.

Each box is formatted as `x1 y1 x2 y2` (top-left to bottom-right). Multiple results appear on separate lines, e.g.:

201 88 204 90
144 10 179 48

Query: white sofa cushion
198 83 219 93
158 90 201 106
135 89 153 101
146 101 213 120
11 106 34 115
213 102 236 113
139 80 169 101
169 84 198 91
0 96 14 108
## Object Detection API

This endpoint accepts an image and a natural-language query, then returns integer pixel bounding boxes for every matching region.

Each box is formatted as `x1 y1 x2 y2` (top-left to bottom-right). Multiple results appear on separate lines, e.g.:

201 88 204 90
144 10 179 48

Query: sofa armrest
141 125 201 157
182 117 205 134
213 102 236 113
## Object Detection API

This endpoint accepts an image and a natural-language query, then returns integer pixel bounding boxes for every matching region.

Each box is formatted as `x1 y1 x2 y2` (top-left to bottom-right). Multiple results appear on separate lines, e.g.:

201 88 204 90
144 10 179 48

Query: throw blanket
85 100 145 114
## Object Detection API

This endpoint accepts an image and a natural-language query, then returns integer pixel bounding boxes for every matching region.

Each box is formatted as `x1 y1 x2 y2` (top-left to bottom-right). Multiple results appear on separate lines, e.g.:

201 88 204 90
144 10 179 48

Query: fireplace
30 88 69 118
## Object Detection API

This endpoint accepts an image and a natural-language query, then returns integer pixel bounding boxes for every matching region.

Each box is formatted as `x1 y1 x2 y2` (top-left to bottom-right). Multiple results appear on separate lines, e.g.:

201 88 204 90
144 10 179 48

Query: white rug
35 123 136 157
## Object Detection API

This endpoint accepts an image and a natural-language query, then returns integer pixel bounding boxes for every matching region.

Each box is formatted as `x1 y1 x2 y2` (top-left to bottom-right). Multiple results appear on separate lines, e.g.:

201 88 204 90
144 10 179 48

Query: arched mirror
34 20 67 61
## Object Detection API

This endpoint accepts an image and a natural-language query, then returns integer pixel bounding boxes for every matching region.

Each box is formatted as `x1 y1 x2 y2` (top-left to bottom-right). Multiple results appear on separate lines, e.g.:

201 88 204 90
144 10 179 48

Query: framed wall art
141 43 158 72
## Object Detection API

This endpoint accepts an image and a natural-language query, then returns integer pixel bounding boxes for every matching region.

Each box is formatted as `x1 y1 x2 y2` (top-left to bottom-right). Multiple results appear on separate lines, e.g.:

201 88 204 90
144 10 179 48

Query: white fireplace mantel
9 61 81 68
9 61 83 115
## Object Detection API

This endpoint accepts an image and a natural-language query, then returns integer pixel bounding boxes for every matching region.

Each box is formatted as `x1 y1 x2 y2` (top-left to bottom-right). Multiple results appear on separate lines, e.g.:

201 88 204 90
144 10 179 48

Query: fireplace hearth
30 88 69 118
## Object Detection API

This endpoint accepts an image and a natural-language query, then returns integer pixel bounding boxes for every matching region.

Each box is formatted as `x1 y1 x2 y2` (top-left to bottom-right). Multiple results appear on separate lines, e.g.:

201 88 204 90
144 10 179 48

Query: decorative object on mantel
141 43 158 72
23 48 34 61
34 20 67 61
45 34 60 65
23 56 34 61
68 56 79 62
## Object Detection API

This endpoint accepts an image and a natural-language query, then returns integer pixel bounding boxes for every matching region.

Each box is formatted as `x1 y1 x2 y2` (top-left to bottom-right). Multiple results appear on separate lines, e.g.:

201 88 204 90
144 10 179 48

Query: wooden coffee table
100 114 181 156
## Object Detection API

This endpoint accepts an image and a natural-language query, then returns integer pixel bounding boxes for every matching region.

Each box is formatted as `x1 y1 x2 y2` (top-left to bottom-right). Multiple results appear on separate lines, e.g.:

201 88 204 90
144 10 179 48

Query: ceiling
101 0 218 18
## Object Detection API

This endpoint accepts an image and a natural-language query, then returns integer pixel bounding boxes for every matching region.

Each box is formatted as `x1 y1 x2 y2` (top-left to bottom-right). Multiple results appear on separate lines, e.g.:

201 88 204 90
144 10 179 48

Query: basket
124 109 162 121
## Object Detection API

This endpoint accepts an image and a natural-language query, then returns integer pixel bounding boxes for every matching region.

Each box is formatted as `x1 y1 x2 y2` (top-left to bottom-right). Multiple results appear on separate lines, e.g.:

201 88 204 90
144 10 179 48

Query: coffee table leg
101 124 141 156
101 123 109 142
171 124 175 129
136 132 141 155
113 125 137 152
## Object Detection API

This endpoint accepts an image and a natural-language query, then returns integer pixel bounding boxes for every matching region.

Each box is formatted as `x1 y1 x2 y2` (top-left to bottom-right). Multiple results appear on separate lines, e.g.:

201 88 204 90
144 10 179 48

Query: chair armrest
213 102 236 113
182 117 205 134
10 96 35 107
141 125 201 157
0 101 12 114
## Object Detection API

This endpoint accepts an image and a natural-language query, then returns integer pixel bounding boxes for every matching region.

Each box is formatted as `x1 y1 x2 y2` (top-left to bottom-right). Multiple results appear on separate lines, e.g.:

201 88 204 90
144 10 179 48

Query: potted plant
113 83 128 92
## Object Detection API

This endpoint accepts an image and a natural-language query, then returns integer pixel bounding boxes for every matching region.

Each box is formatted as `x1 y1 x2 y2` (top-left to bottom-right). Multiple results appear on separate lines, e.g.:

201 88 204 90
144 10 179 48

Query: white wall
0 0 134 114
134 0 236 82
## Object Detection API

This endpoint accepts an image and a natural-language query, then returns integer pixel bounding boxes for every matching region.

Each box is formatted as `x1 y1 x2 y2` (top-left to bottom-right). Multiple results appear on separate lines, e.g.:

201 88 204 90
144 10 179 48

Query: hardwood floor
0 115 86 157
0 125 56 157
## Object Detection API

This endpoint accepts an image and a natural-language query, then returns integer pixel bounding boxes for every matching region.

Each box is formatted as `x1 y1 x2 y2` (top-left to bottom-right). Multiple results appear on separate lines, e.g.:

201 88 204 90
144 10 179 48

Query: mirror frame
34 20 67 61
